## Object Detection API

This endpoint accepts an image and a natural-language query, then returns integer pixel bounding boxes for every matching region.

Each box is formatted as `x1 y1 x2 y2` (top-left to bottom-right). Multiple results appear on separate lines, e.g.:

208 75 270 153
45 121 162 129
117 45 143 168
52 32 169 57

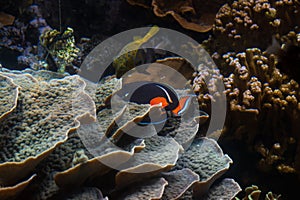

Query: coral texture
206 0 300 55
0 70 240 199
0 74 19 121
127 0 227 32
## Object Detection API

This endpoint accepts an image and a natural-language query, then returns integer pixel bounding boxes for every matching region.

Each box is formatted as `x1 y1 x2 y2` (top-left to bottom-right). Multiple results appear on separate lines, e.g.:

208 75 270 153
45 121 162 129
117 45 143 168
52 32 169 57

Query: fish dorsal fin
133 36 142 41
115 25 159 58
141 25 160 43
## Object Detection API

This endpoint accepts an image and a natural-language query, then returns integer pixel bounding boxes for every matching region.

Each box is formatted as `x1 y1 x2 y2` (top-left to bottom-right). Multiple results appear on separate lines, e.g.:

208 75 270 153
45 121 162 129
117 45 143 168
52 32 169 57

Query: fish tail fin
142 25 160 43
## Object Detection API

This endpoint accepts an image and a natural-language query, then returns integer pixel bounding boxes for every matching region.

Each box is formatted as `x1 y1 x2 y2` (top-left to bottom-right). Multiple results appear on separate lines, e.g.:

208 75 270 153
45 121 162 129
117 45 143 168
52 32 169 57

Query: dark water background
1 0 299 199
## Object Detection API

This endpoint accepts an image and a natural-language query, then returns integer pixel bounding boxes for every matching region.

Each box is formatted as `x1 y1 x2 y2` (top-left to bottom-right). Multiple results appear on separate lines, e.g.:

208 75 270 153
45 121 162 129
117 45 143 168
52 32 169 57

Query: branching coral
205 0 300 55
196 47 300 174
224 49 300 172
235 185 282 200
0 20 27 52
194 0 300 178
0 5 50 53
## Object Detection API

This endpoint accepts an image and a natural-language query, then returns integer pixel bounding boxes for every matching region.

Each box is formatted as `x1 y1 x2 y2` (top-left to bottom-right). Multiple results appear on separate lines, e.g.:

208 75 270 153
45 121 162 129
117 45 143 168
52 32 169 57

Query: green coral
235 185 281 200
39 27 80 73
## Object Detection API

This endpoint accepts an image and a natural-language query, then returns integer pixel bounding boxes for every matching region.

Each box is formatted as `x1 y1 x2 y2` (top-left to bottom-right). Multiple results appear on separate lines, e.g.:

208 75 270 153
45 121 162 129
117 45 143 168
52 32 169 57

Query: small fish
116 82 206 126
172 95 194 116
124 82 179 111
113 25 160 78
137 94 206 126
266 36 300 83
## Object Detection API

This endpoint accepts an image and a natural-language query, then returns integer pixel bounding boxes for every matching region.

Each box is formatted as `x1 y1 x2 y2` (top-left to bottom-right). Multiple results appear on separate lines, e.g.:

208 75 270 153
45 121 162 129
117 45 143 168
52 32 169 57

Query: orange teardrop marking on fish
172 96 190 116
150 97 169 108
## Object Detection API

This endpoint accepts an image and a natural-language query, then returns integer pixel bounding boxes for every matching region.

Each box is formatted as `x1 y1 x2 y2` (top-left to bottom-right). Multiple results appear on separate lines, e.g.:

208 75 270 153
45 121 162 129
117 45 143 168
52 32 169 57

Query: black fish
115 82 203 126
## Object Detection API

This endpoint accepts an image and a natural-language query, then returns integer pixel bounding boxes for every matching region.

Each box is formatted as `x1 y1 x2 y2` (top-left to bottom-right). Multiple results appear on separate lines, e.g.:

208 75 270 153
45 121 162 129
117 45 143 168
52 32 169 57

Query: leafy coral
0 74 19 121
0 69 95 199
127 0 227 32
0 68 241 199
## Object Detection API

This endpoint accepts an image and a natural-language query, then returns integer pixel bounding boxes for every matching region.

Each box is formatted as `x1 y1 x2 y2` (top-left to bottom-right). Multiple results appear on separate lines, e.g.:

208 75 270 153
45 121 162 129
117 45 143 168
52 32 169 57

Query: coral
0 74 19 121
216 47 300 173
206 0 300 55
0 68 68 82
0 5 50 53
52 76 155 188
54 105 151 188
175 138 233 198
39 27 80 73
14 5 52 70
0 174 36 200
121 58 196 92
194 36 300 173
161 168 199 199
0 12 15 28
64 187 107 200
26 5 52 39
128 0 227 32
15 74 236 199
25 132 93 200
0 20 27 52
0 68 238 199
155 57 196 81
201 178 241 200
84 76 122 113
126 0 152 8
280 30 300 45
194 0 300 178
0 70 95 189
113 178 168 200
192 57 225 113
115 135 183 188
235 185 282 200
164 117 201 150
